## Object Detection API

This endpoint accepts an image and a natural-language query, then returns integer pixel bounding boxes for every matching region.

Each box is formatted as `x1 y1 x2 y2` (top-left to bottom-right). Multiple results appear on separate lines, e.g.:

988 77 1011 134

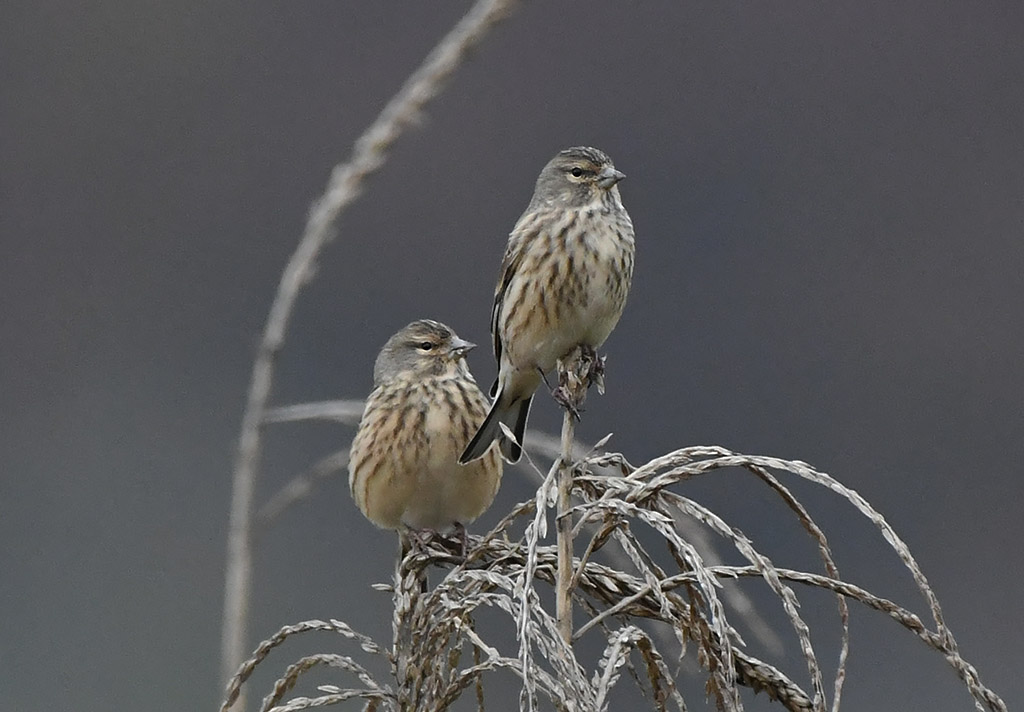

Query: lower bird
460 146 636 464
349 320 503 543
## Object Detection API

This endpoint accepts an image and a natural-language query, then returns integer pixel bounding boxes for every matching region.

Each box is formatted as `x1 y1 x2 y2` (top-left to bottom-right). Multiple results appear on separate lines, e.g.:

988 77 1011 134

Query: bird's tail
460 391 532 464
501 394 531 463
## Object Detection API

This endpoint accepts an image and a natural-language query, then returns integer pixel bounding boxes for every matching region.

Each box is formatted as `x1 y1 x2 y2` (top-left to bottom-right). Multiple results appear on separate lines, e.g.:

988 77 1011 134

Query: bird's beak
449 337 476 358
597 167 626 189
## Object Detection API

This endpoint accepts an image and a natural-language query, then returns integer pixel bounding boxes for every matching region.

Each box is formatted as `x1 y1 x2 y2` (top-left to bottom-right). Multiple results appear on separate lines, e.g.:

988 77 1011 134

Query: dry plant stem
254 449 350 532
555 407 575 644
219 0 519 697
556 348 589 645
392 543 421 710
219 619 387 712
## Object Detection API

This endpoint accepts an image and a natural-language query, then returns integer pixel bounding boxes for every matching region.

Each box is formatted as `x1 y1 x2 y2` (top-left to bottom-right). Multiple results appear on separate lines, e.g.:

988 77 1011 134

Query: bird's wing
490 228 527 364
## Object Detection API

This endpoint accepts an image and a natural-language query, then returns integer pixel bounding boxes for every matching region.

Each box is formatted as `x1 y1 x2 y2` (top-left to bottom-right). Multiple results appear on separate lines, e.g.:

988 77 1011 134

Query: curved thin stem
219 0 520 700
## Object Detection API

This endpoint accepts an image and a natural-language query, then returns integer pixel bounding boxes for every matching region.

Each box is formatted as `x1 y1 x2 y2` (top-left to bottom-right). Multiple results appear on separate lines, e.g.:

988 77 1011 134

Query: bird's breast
499 207 634 373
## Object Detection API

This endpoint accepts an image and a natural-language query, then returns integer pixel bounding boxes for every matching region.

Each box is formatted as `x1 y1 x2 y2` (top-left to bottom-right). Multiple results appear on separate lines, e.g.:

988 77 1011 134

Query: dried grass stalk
222 442 1007 712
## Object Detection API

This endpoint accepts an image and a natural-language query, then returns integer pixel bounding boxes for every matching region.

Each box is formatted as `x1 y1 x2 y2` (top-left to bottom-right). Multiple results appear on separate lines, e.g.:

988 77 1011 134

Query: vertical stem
393 539 414 711
220 400 262 706
555 346 589 645
556 406 576 643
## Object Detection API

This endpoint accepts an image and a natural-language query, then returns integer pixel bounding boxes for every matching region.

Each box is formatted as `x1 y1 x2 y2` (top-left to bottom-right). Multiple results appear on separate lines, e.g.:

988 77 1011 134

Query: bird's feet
551 382 583 420
403 527 437 552
541 366 581 419
451 522 469 559
410 525 470 557
579 344 606 395
550 345 607 416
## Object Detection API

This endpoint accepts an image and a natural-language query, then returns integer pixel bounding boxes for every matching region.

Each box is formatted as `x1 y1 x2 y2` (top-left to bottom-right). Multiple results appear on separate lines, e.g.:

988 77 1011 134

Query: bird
349 319 503 542
460 146 635 464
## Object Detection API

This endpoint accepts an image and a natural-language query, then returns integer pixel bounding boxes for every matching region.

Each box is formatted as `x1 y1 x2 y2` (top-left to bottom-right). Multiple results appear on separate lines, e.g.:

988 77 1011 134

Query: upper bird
460 146 635 464
349 320 503 535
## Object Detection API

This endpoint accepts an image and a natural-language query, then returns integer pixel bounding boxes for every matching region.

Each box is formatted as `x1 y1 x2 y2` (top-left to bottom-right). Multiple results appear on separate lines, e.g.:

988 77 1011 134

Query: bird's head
531 146 625 210
373 319 476 385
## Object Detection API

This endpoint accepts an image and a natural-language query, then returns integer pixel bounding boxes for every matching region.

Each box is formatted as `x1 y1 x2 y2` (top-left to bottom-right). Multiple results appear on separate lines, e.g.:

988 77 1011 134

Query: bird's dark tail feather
460 398 503 464
459 392 532 464
501 395 531 463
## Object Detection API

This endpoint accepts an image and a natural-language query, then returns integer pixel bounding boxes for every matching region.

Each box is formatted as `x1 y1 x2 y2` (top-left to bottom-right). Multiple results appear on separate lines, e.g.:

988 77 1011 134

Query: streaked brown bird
349 320 503 538
460 146 635 464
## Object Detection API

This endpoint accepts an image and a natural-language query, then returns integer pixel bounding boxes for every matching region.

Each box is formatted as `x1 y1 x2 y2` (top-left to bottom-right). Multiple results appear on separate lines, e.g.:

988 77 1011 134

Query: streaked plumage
460 147 635 464
349 320 502 532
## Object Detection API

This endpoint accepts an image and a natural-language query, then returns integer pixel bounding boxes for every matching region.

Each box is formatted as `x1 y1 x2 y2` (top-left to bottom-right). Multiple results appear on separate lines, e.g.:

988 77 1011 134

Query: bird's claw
551 384 583 420
404 524 470 563
405 527 437 551
553 344 607 412
452 522 469 559
581 348 607 395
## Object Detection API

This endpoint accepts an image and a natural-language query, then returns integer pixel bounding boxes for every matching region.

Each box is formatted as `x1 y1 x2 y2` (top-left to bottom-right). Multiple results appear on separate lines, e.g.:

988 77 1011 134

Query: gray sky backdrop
2 1 1021 710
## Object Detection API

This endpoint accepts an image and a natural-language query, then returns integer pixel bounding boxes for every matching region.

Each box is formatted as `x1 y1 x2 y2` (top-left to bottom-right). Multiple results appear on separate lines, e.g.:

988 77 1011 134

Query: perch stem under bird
554 346 603 644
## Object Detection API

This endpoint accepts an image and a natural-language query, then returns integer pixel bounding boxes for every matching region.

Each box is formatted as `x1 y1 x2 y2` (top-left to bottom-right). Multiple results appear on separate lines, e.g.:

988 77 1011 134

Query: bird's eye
418 341 435 351
570 167 584 178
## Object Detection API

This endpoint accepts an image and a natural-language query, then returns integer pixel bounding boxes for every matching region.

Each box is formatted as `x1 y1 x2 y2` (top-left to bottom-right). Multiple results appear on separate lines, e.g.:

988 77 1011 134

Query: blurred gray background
2 1 1021 710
